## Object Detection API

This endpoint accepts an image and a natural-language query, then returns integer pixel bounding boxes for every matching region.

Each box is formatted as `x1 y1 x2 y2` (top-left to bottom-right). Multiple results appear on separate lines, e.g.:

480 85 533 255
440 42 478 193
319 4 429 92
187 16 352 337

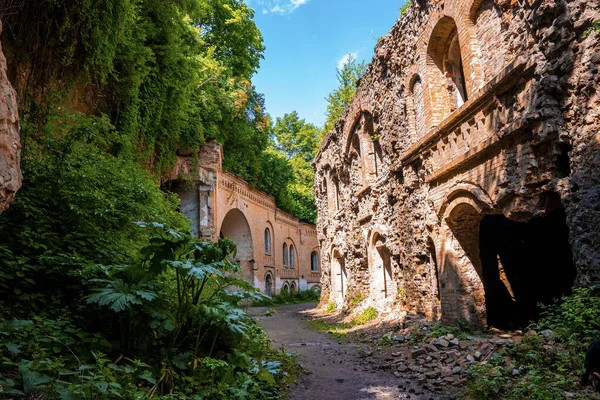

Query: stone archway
438 193 577 328
439 202 486 326
219 208 254 283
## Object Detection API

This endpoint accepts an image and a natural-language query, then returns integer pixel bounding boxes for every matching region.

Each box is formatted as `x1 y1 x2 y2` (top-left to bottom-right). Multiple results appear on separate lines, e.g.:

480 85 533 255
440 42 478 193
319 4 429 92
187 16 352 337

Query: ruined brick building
163 141 321 296
314 0 600 327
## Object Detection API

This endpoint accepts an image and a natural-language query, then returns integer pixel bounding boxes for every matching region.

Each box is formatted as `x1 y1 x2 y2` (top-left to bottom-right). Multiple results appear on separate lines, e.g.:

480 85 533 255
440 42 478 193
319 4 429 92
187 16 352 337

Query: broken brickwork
314 0 600 327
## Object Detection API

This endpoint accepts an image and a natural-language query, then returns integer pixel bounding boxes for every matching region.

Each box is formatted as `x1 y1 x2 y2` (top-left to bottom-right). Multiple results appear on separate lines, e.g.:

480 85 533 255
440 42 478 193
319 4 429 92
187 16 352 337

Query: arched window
264 228 271 254
289 245 295 268
410 75 427 138
445 29 468 108
427 17 469 126
311 251 319 271
282 243 288 266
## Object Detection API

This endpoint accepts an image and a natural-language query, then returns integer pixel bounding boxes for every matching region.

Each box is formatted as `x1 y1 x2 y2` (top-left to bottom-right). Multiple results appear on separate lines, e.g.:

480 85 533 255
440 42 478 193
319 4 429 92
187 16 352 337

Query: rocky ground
251 303 596 399
250 303 454 400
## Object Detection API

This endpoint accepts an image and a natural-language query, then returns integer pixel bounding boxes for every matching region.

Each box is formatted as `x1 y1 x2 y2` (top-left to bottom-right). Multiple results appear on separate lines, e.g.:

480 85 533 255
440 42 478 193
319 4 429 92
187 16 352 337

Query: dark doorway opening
479 209 576 329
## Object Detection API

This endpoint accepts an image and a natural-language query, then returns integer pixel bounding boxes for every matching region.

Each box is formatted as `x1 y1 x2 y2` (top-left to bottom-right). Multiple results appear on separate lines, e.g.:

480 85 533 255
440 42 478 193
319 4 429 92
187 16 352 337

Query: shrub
466 288 600 399
253 289 321 306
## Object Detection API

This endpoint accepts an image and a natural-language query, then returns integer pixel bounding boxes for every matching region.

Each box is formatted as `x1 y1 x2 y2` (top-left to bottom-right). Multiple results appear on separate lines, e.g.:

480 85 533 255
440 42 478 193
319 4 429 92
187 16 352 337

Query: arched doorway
330 249 347 308
290 281 297 293
219 208 254 283
439 197 576 329
265 273 273 297
368 233 396 311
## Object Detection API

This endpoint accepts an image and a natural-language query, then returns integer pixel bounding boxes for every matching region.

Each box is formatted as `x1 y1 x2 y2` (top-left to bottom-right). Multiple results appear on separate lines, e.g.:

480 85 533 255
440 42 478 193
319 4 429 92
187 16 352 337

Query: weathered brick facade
163 141 321 296
314 0 600 328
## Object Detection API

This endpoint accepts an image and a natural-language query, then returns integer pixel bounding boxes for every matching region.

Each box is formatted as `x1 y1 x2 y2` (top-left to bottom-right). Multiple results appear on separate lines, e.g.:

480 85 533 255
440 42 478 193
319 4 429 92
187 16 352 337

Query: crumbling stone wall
314 0 600 327
0 21 21 214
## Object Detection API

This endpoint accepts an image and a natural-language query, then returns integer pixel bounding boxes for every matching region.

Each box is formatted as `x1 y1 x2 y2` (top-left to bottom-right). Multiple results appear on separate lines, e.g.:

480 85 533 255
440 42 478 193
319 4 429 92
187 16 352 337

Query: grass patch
304 306 379 343
325 302 337 314
304 319 352 342
349 292 364 308
253 289 321 306
351 306 378 325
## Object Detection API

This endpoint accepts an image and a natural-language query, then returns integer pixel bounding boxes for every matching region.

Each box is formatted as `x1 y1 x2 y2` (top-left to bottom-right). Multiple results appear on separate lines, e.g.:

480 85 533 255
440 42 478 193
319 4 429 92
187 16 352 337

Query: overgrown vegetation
0 0 313 223
0 223 293 398
351 307 378 326
399 1 412 17
253 289 321 306
467 288 600 399
0 1 305 397
305 306 379 343
349 292 364 308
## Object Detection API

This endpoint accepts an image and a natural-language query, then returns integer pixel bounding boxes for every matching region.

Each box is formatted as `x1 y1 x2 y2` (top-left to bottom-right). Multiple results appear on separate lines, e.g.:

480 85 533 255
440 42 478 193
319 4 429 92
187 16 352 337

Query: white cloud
252 0 310 15
337 52 358 70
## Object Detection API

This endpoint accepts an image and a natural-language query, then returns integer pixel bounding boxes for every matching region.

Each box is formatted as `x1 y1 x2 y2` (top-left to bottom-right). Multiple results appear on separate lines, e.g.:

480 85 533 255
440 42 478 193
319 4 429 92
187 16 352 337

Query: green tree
272 111 320 161
322 55 367 134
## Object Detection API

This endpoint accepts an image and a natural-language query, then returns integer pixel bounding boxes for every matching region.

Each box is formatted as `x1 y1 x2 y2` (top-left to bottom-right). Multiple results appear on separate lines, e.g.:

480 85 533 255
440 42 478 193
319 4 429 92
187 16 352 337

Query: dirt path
249 303 451 400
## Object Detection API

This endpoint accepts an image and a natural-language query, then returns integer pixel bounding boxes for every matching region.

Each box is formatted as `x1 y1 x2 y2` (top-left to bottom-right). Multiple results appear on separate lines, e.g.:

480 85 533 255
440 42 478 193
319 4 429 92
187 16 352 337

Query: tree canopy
322 55 367 134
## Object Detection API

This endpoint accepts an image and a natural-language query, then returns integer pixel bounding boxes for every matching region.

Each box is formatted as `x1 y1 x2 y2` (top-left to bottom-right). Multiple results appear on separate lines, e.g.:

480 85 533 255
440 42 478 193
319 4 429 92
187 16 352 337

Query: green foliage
408 324 427 344
256 111 320 223
325 302 338 314
0 225 290 399
322 55 367 134
349 292 364 308
253 289 321 306
466 289 600 399
351 307 378 326
0 111 188 317
399 1 412 17
2 0 266 173
535 287 600 341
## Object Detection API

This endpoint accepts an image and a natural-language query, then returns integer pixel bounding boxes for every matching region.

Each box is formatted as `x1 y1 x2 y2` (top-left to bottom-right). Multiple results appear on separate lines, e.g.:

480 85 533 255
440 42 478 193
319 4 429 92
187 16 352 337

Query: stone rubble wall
0 20 21 214
314 0 600 324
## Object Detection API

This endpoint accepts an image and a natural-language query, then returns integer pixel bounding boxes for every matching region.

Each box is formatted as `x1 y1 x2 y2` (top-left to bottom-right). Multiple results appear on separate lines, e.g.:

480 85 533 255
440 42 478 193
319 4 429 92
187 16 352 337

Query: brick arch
264 220 274 255
367 227 396 310
416 11 484 128
330 246 348 307
218 208 255 283
405 70 428 140
343 111 381 186
437 182 494 220
437 198 487 326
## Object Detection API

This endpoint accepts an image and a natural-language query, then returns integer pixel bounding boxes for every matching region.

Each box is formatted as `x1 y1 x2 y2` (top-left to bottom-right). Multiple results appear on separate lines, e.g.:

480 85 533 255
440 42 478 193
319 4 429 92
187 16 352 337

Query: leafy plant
466 288 600 399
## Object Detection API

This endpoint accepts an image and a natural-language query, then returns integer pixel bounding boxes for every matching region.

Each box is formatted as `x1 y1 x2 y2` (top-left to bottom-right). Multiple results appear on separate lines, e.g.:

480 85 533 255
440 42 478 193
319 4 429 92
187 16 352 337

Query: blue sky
245 0 406 127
